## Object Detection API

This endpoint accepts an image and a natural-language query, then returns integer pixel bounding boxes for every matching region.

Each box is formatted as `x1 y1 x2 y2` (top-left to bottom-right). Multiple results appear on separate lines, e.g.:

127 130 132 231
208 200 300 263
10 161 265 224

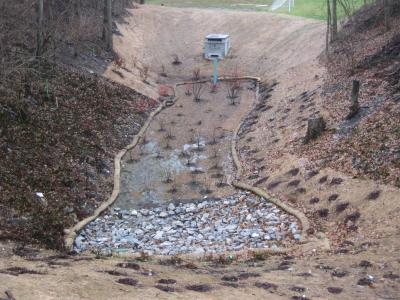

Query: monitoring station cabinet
204 34 230 60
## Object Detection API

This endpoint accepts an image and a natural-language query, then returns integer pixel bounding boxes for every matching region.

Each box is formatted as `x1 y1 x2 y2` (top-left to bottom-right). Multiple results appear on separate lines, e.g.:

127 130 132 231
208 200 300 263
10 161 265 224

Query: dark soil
117 278 138 286
185 284 212 292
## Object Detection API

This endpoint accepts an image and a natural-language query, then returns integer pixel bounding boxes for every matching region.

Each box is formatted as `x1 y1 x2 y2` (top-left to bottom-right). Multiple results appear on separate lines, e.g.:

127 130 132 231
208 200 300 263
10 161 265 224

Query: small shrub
192 68 201 80
168 184 178 194
117 278 138 286
210 83 218 93
287 180 300 187
328 194 339 202
155 285 175 292
319 175 328 184
159 64 167 77
255 282 278 291
172 54 182 65
226 80 241 104
336 202 349 213
345 211 360 223
139 65 149 83
192 82 204 102
366 190 380 200
158 279 177 284
165 128 175 140
317 208 329 218
158 120 166 132
327 287 343 294
185 284 212 292
185 83 192 96
158 85 170 97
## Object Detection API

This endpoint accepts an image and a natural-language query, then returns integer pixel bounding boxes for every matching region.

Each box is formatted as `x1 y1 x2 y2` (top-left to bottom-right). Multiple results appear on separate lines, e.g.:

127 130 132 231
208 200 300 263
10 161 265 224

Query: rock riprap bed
74 192 301 255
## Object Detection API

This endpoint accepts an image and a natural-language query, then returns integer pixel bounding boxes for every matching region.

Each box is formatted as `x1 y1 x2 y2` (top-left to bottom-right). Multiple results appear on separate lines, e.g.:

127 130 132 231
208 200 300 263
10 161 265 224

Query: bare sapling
227 79 241 105
210 148 219 159
139 144 148 156
155 150 163 159
188 133 196 144
195 135 204 152
159 64 167 77
168 184 178 194
163 171 173 184
165 128 175 140
164 140 172 150
216 176 227 187
127 150 137 163
139 65 149 83
209 83 218 94
192 68 201 80
192 82 204 102
209 128 218 145
158 120 166 132
172 54 182 65
185 83 192 96
200 182 213 195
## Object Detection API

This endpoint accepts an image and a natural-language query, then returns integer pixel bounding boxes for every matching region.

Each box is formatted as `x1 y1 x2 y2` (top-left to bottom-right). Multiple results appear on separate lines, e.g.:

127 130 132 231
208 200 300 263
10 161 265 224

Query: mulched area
0 63 157 248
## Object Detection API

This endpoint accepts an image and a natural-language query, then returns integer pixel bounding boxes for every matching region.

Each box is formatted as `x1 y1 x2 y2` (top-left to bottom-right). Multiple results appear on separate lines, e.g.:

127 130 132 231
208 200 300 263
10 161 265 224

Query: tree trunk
36 0 44 57
102 0 107 41
74 0 82 57
346 80 361 119
384 0 391 31
326 0 331 58
105 0 113 51
304 117 326 144
331 0 338 41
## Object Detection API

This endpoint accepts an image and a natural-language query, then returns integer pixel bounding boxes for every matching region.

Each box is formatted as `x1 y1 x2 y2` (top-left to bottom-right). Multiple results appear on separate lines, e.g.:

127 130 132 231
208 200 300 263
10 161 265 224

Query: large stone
159 211 168 218
154 231 164 240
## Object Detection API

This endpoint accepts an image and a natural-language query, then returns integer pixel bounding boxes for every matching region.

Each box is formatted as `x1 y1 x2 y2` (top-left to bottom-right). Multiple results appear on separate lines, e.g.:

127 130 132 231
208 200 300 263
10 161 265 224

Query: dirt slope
105 5 325 94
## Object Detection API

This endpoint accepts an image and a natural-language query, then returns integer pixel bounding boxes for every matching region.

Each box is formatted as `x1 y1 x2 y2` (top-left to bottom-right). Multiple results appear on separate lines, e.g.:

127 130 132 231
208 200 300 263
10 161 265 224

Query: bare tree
331 0 338 41
383 0 391 31
326 0 331 57
103 0 113 51
346 80 360 119
36 0 44 57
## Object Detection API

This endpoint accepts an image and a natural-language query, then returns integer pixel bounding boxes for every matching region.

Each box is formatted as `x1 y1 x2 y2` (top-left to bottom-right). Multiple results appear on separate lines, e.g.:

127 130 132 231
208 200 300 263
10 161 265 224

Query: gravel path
74 192 300 255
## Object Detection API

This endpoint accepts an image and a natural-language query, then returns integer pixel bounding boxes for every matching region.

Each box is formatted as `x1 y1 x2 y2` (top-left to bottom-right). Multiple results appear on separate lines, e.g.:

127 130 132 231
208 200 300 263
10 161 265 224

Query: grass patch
146 0 366 20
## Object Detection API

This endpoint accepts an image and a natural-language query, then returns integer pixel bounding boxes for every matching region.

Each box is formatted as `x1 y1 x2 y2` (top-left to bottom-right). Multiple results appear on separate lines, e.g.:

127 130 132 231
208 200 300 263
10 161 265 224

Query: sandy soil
1 4 399 300
0 240 399 300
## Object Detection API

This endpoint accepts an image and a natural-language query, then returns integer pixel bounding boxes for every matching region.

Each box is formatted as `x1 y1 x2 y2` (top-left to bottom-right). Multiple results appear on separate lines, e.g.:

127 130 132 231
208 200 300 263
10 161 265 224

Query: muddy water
117 138 213 209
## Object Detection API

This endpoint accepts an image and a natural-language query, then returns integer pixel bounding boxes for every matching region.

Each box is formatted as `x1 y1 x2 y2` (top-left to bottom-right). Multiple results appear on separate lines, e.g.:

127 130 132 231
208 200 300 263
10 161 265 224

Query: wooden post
304 116 326 143
346 80 360 119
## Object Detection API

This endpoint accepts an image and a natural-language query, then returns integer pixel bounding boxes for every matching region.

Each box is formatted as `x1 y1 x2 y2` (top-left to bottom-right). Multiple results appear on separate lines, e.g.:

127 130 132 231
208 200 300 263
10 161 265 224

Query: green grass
146 0 366 20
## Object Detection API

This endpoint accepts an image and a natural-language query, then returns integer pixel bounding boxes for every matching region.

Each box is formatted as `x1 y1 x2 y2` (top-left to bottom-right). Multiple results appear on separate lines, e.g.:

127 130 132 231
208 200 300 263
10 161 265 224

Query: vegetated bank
0 0 154 249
